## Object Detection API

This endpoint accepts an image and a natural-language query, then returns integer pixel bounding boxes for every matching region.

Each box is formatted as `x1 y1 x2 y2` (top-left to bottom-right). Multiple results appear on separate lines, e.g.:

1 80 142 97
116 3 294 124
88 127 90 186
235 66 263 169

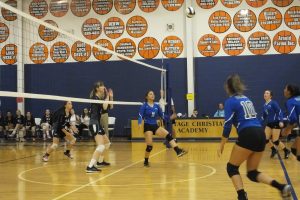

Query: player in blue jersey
262 90 290 159
282 84 300 162
138 90 187 167
217 75 291 200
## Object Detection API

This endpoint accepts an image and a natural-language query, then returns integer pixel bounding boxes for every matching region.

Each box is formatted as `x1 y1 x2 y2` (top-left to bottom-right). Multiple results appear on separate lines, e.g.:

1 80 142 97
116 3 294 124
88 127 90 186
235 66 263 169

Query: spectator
25 111 36 141
70 108 80 135
12 110 26 142
190 109 198 118
79 108 90 134
214 103 225 118
0 111 4 135
41 109 52 140
4 111 15 138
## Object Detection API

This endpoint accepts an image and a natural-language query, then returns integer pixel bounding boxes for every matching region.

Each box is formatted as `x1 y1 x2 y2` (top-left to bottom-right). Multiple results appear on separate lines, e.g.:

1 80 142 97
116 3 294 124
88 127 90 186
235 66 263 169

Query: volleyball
186 6 195 18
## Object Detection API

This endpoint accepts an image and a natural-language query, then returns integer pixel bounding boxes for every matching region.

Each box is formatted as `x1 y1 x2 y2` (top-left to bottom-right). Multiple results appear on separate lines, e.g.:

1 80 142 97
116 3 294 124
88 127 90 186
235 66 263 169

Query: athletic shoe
86 166 101 173
238 192 248 200
270 149 277 158
96 161 110 167
42 155 49 162
284 149 291 159
144 161 150 167
64 151 73 159
281 185 292 200
177 148 187 157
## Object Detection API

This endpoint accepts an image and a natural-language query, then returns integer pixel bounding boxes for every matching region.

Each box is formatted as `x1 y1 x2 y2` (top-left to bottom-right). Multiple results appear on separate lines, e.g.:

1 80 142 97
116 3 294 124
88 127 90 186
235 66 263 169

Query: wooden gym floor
0 141 299 200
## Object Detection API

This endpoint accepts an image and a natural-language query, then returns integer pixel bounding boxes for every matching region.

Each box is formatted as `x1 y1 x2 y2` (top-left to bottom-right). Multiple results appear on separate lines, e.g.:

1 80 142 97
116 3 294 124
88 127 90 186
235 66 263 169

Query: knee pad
265 139 269 144
146 145 153 152
105 143 111 150
273 140 280 146
247 170 261 182
96 144 105 153
226 163 240 178
165 133 173 142
50 143 58 150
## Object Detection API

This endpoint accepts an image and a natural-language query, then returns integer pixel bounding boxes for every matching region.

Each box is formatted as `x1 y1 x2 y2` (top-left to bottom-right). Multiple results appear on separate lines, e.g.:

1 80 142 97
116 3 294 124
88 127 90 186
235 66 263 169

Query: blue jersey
138 102 164 125
223 95 261 138
262 100 283 124
286 95 300 126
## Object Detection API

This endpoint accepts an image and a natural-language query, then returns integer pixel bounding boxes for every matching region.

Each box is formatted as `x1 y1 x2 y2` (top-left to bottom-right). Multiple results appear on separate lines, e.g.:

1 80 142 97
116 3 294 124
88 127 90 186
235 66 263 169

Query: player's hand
279 122 284 128
217 144 224 157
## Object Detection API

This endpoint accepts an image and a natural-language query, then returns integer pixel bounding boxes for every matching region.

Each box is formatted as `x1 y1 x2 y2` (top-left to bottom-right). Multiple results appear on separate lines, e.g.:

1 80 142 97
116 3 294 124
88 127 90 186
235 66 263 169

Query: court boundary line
50 149 167 200
277 153 298 200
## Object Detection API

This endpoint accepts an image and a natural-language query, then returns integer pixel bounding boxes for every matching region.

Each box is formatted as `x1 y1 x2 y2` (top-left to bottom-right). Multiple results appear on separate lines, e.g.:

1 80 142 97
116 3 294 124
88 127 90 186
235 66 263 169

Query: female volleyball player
282 84 300 162
217 74 291 200
86 81 111 173
42 101 76 162
41 109 52 140
262 90 290 159
139 90 186 167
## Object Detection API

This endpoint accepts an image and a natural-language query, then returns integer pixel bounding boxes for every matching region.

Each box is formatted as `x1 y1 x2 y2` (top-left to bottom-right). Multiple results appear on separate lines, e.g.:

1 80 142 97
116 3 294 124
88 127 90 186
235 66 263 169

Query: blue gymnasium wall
24 58 187 136
195 54 300 118
0 65 17 114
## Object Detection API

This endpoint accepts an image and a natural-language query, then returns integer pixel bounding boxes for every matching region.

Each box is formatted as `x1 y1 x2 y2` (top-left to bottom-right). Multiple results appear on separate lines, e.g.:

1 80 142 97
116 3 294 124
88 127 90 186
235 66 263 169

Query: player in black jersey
42 101 76 162
86 81 111 173
41 109 53 140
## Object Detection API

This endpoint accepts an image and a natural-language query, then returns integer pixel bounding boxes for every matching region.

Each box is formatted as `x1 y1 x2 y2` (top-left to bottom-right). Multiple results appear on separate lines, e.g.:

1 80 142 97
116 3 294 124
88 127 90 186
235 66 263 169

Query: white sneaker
281 185 292 200
42 155 49 162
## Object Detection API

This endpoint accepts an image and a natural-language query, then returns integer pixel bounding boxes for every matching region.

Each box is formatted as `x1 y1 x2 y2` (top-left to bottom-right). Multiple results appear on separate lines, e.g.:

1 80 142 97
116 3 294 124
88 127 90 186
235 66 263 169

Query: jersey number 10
240 101 257 119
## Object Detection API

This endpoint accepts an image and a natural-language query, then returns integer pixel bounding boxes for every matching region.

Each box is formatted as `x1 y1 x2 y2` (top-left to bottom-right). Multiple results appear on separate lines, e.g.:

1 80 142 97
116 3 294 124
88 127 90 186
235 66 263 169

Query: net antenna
0 1 166 72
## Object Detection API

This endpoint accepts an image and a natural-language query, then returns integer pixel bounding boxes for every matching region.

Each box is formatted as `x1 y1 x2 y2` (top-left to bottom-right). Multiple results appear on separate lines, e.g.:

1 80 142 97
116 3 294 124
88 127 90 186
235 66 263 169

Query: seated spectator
70 108 80 135
0 111 4 135
190 109 198 118
25 111 36 141
11 110 26 142
4 111 15 138
79 108 90 134
213 103 225 118
41 109 52 140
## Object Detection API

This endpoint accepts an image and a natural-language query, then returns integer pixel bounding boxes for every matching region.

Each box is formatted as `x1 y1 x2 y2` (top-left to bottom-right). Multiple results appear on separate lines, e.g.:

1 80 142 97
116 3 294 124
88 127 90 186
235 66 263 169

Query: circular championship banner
93 39 113 61
82 18 102 40
138 37 160 59
284 6 300 30
272 0 293 7
38 20 58 42
114 0 136 15
221 0 242 8
246 0 267 7
0 23 9 43
50 42 70 63
70 0 91 17
1 44 17 65
29 0 48 19
273 30 296 54
1 0 17 21
222 33 245 56
50 0 69 17
29 42 48 64
196 0 218 9
258 7 282 31
115 38 136 58
233 9 257 32
209 11 232 33
92 0 113 15
71 41 91 62
126 16 148 38
198 34 221 57
161 0 184 11
247 31 271 55
138 0 159 13
161 36 183 58
104 17 125 39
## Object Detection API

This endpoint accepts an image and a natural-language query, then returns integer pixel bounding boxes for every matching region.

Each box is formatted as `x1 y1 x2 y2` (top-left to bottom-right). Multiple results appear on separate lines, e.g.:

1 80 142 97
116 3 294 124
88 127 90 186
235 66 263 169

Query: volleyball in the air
186 6 195 18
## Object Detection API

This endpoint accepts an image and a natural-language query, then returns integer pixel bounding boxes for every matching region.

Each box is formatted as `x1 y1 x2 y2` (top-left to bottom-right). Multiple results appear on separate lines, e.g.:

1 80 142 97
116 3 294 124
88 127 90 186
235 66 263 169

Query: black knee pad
146 145 153 152
247 170 261 182
226 163 240 178
165 133 173 142
273 140 280 146
265 139 269 144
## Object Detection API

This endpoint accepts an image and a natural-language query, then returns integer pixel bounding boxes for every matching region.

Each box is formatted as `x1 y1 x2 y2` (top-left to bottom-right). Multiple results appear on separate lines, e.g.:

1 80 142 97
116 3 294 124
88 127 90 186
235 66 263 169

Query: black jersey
4 116 15 126
55 110 71 133
15 115 25 125
90 95 103 124
25 117 36 127
41 114 52 125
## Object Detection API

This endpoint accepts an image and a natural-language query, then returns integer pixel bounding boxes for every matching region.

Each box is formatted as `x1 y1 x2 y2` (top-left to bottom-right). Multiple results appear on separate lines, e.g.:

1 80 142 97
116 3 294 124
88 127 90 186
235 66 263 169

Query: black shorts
266 122 281 129
144 123 159 134
89 124 105 136
53 130 66 139
236 127 266 152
